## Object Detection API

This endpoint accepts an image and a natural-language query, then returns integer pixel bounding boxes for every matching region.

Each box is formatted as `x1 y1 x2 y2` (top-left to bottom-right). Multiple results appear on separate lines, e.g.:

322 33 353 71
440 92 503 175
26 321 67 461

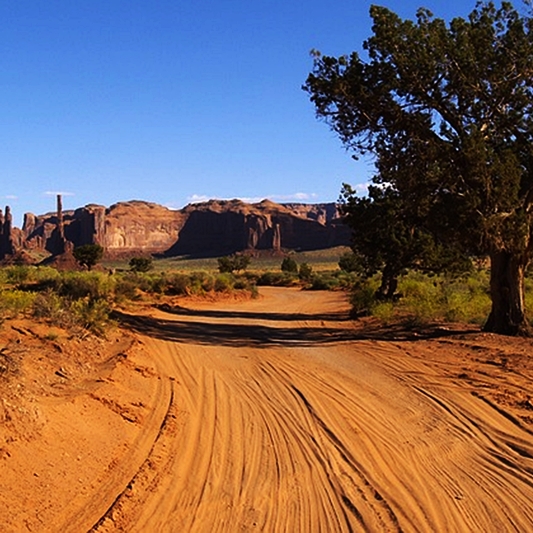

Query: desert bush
5 266 31 285
233 277 249 290
338 251 363 273
335 271 360 289
281 256 298 273
188 271 216 294
256 271 297 287
298 262 313 281
308 271 361 291
218 254 251 273
148 273 168 294
214 273 234 292
127 272 167 294
309 273 337 290
165 273 191 295
129 256 153 273
349 270 493 325
372 301 395 322
113 276 140 302
0 290 36 317
199 273 216 292
54 271 114 301
396 272 491 324
73 244 104 270
32 290 112 334
233 275 258 295
32 291 78 329
70 297 112 335
350 278 380 315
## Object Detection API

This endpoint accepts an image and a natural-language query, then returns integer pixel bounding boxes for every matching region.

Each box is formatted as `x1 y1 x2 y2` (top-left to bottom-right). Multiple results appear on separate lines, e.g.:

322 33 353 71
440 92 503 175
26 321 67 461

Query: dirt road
95 288 533 532
2 287 533 532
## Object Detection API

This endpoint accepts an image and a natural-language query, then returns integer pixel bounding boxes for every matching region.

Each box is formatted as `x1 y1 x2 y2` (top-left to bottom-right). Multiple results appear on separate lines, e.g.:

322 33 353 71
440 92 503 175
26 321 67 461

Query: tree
129 256 153 273
298 262 313 281
281 256 298 273
339 183 471 299
217 254 251 273
73 244 104 271
304 2 533 335
338 250 363 274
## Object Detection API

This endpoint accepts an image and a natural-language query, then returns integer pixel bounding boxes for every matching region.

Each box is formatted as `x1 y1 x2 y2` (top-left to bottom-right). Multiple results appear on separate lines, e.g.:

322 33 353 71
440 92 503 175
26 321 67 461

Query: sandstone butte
0 197 350 264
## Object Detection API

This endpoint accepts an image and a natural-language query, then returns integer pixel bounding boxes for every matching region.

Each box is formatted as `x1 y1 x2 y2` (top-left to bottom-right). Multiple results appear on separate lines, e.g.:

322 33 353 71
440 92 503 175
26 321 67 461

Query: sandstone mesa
0 197 350 264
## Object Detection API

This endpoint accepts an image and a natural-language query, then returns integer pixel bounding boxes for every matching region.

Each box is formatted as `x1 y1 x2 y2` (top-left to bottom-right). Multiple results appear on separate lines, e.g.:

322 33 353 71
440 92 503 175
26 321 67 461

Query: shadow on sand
156 303 352 323
113 306 479 348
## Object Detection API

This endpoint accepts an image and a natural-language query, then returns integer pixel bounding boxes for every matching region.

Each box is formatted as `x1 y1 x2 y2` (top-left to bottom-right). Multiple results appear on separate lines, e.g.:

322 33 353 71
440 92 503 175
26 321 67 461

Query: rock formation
0 206 15 259
12 198 350 260
0 205 28 263
164 199 348 257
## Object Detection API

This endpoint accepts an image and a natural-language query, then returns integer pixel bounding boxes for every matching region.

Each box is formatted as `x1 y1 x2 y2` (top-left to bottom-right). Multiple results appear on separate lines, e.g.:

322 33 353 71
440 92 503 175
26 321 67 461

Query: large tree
304 1 533 335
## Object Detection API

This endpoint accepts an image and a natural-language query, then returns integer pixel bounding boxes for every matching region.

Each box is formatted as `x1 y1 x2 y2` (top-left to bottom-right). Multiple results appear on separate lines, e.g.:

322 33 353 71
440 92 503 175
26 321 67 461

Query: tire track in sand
97 287 533 532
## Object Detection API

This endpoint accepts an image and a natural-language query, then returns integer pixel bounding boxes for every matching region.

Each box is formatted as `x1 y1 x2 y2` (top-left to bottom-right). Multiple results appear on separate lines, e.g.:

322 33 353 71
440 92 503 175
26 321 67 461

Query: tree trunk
484 250 532 336
376 264 399 300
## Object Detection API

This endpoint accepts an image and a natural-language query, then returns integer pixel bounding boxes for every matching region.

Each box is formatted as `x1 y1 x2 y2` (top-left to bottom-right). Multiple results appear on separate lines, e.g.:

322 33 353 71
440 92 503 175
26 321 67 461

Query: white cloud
44 191 75 197
4 195 18 200
186 192 321 205
270 192 319 202
187 194 211 204
352 182 370 196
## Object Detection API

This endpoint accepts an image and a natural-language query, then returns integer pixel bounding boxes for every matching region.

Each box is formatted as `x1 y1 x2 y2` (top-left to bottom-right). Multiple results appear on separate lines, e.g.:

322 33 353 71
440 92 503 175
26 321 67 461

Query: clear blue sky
0 0 476 226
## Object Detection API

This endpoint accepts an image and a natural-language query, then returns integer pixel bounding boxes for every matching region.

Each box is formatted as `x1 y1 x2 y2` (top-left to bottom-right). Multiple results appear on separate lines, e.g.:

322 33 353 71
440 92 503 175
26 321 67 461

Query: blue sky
0 0 476 226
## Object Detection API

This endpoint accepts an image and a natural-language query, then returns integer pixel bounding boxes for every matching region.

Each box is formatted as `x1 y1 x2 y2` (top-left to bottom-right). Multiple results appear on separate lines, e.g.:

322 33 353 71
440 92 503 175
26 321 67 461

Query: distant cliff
1 198 350 262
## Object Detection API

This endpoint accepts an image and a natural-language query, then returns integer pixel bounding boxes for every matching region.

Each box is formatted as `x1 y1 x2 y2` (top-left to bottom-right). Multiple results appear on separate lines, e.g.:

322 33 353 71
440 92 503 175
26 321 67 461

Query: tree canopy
73 244 104 271
129 256 153 273
217 254 251 273
304 1 533 335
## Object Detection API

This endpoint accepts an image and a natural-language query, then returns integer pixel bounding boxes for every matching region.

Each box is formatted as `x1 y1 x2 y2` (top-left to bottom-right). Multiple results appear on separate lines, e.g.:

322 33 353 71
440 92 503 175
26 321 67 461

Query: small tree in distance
281 256 298 273
298 262 313 281
73 244 104 271
129 256 153 273
217 253 251 273
338 251 363 274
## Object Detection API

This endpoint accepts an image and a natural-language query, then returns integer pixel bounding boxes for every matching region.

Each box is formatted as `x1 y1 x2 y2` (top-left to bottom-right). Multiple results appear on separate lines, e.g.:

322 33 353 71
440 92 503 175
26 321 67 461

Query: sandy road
92 287 533 532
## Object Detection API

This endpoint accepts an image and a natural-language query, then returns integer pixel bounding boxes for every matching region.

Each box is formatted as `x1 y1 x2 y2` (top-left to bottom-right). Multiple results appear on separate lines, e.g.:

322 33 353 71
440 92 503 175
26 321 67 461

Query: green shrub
113 277 139 302
281 256 298 273
0 290 36 317
165 273 191 295
54 271 114 301
73 244 104 270
335 271 361 289
298 262 313 281
32 291 76 329
214 273 234 292
70 298 111 335
350 278 379 315
338 251 362 273
309 273 338 290
129 256 153 273
257 271 297 286
189 271 215 294
372 301 395 322
347 270 493 325
200 273 216 292
395 272 491 324
5 266 31 285
218 254 251 273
